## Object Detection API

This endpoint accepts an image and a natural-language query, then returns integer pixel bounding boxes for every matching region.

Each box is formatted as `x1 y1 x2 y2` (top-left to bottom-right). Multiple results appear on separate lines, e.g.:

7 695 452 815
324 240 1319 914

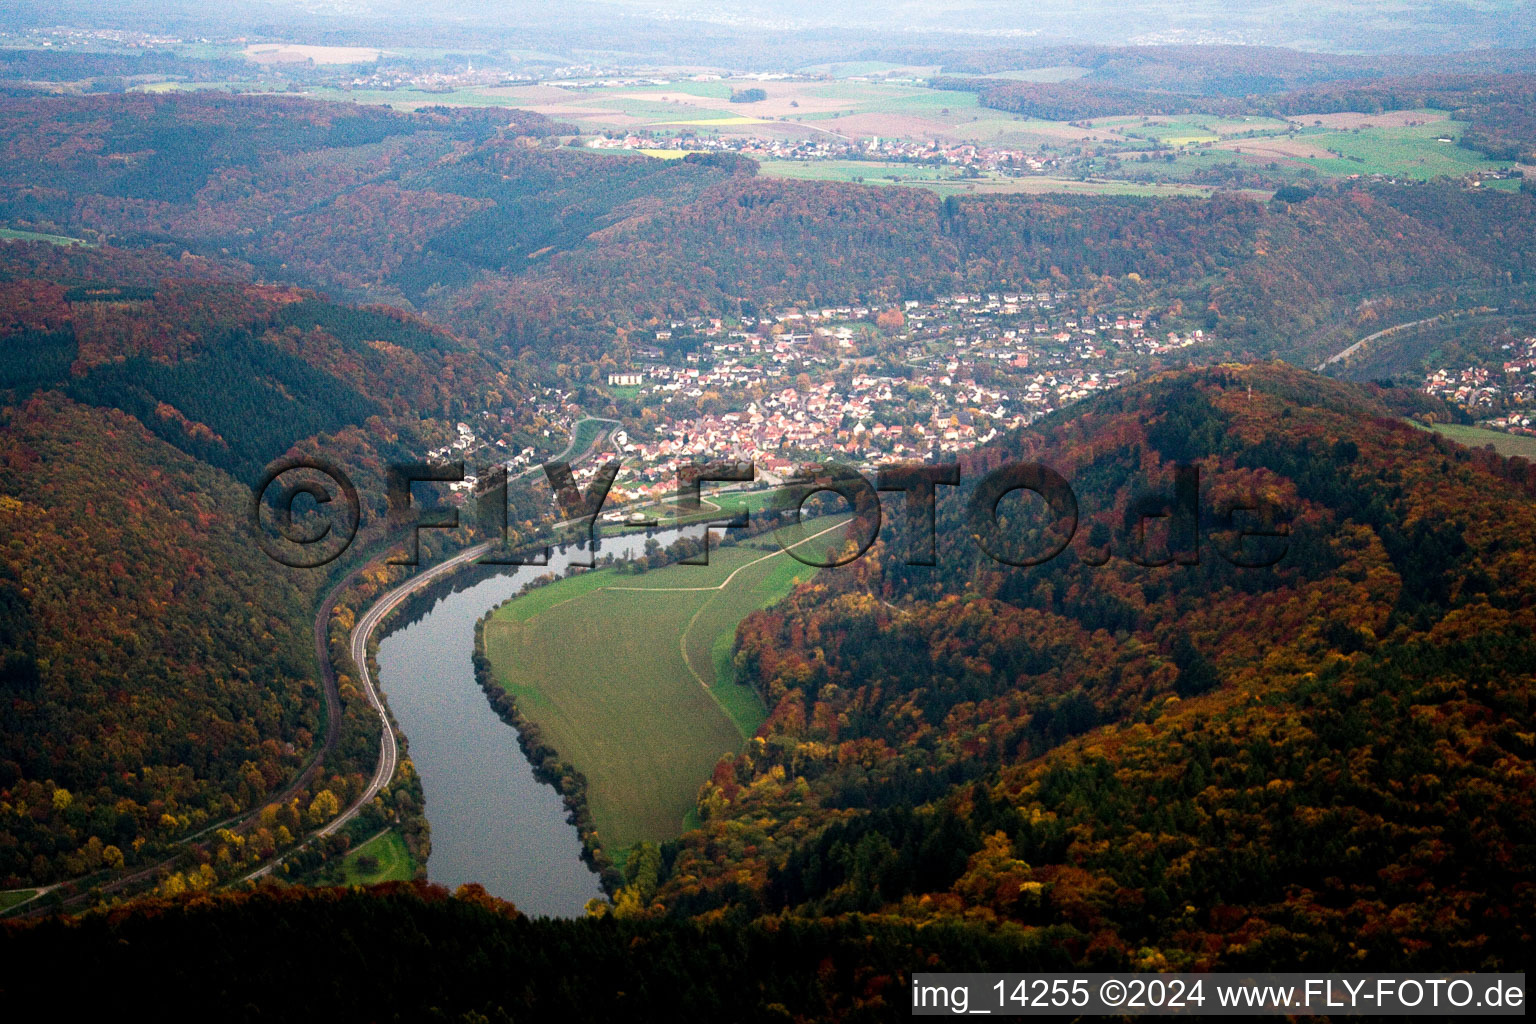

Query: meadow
1430 423 1536 459
1101 113 1294 147
594 486 803 537
336 830 415 885
756 159 1223 197
1085 109 1510 182
0 888 39 914
483 518 845 851
1292 119 1510 180
269 78 1513 189
0 228 92 247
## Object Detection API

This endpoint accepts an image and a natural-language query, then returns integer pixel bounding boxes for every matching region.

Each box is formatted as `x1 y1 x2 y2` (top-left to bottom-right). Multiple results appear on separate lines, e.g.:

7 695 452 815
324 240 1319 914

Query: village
1420 333 1536 436
435 313 1535 516
586 130 1059 175
546 290 1205 509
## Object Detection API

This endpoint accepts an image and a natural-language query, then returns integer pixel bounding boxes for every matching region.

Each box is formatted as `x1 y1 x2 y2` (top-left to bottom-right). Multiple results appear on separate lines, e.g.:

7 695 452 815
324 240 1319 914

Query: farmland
483 518 848 851
1429 423 1536 459
1289 119 1510 179
112 59 1520 193
756 159 1226 197
1083 109 1512 182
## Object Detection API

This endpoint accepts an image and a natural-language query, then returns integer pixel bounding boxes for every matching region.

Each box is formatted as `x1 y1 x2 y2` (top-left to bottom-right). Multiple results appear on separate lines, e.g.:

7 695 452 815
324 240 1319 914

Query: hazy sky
4 0 1532 52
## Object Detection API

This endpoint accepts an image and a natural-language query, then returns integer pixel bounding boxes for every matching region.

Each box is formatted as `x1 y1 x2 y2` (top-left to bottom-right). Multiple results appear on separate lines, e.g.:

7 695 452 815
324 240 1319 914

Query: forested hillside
644 364 1535 969
3 93 1532 371
0 240 542 887
0 881 1046 1020
930 44 1536 95
4 363 1529 990
1 78 1533 989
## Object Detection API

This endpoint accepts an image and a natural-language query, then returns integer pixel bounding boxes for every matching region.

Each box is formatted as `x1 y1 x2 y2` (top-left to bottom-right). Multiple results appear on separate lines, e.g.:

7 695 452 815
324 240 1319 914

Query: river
371 526 692 918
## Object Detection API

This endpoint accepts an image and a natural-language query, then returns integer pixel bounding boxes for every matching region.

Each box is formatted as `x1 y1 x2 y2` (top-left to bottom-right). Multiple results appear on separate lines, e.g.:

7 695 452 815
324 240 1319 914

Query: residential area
1421 333 1536 436
587 130 1060 176
547 290 1202 507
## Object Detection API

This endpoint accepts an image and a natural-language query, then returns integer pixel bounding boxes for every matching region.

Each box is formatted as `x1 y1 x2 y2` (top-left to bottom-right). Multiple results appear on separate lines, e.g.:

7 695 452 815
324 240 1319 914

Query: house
608 372 643 386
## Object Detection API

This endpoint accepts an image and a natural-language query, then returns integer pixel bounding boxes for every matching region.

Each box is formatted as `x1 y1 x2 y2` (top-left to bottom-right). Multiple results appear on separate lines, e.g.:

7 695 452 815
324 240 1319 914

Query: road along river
373 526 699 918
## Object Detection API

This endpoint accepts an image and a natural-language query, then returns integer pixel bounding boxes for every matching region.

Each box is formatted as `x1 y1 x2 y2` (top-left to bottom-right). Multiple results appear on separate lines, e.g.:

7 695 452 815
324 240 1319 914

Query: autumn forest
0 8 1534 1020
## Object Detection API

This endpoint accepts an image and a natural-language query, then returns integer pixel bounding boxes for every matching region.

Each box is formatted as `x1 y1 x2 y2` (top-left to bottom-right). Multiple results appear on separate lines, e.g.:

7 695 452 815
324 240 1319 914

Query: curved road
244 541 495 879
11 569 363 915
1314 314 1445 372
6 417 621 911
247 417 623 878
1315 307 1506 373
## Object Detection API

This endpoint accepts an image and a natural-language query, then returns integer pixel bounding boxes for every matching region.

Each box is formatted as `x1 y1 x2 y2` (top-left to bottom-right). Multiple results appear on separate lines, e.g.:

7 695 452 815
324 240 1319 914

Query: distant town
586 131 1060 176
1421 333 1536 436
426 290 1205 514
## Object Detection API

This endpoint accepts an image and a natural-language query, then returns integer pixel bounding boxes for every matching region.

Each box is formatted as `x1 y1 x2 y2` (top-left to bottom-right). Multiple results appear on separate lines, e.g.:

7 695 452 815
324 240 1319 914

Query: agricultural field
302 86 537 111
290 78 1514 187
1069 108 1515 183
595 486 800 537
757 159 1225 197
244 44 387 65
0 228 92 247
303 78 1102 148
483 517 847 850
1480 177 1524 192
795 61 943 78
1099 113 1294 147
1429 423 1536 459
130 81 283 95
1105 147 1300 184
337 830 415 885
1288 119 1510 180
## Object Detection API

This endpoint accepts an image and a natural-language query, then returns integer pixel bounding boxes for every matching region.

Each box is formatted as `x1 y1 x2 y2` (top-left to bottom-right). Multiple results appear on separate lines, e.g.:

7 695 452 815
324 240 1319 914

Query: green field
339 78 1080 148
484 518 845 850
0 227 93 247
0 888 40 913
283 78 1516 186
758 159 1222 197
796 61 943 78
1429 422 1536 458
131 81 282 95
595 485 849 538
303 86 535 111
1108 114 1293 147
1298 121 1508 180
337 830 415 885
1110 146 1308 184
565 417 611 459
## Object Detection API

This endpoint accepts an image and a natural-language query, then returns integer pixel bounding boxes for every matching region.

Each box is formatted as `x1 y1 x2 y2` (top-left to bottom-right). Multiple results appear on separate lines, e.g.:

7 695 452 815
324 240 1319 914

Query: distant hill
3 92 1533 369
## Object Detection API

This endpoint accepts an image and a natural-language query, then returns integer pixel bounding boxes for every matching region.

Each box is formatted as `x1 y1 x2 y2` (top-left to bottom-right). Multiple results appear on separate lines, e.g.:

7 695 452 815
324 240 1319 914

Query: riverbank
475 517 849 887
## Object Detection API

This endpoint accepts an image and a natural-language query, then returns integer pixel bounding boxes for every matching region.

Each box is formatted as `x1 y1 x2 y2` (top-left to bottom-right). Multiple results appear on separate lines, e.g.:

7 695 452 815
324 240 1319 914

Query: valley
482 518 846 855
0 7 1533 1014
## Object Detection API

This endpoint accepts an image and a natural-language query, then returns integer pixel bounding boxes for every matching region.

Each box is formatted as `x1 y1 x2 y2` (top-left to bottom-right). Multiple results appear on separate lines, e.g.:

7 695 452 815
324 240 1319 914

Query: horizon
3 0 1535 55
